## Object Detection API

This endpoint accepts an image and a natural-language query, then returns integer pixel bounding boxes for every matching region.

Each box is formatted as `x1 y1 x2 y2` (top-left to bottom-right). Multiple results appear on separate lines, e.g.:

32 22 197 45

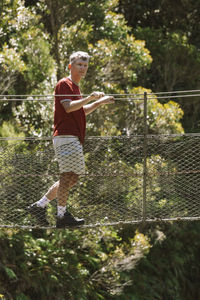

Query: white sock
36 196 50 208
57 205 66 218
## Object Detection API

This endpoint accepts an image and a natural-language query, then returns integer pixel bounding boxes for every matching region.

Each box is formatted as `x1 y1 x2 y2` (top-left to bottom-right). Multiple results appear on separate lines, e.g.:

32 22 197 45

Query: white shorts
53 135 85 175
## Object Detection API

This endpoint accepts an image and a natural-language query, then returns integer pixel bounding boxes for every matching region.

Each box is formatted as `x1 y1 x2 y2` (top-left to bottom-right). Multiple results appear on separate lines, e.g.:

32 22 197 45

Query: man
28 51 114 228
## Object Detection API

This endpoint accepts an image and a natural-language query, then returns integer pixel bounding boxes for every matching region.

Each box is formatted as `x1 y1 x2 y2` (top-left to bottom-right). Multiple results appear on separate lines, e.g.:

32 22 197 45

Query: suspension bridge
0 90 200 228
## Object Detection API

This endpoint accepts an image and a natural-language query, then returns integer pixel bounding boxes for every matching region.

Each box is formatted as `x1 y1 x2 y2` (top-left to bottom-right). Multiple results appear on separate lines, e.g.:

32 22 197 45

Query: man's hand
98 95 115 105
90 91 105 100
83 95 114 115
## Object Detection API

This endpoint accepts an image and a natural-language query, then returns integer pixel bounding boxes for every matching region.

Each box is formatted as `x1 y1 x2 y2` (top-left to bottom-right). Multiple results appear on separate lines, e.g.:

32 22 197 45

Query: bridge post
142 92 148 223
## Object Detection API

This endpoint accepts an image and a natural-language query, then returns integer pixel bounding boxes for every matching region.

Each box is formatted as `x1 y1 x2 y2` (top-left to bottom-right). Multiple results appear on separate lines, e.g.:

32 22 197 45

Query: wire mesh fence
0 134 200 229
0 91 200 228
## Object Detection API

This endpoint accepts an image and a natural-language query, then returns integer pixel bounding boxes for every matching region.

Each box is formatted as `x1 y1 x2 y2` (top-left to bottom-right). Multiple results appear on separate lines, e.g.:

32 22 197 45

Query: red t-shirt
53 77 86 144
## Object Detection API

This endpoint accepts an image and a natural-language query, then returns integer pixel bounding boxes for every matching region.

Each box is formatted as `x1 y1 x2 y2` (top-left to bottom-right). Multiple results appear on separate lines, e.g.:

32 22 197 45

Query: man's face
70 58 89 78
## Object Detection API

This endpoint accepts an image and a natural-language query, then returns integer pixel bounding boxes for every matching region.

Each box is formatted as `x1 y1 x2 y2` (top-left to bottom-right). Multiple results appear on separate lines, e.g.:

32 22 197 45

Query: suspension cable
0 89 200 102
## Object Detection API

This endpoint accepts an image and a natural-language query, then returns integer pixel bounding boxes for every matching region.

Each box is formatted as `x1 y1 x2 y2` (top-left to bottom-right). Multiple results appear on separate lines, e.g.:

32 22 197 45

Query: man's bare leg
45 181 59 200
30 172 77 208
57 172 78 217
56 171 85 227
27 181 60 226
28 171 84 227
30 181 59 209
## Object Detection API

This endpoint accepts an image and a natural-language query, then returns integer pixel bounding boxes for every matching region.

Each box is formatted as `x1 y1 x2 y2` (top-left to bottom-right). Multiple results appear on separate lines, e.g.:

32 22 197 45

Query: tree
117 0 200 132
0 0 153 136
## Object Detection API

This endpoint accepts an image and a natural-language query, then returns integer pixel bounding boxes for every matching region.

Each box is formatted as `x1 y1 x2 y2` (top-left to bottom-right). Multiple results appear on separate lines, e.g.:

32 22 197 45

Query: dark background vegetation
0 0 200 299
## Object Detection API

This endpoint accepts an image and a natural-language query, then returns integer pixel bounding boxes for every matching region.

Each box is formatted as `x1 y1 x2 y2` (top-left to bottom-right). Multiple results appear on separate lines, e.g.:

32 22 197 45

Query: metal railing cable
1 89 200 102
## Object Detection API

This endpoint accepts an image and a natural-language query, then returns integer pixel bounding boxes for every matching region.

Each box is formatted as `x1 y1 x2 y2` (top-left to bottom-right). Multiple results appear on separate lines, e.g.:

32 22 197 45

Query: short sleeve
55 80 72 104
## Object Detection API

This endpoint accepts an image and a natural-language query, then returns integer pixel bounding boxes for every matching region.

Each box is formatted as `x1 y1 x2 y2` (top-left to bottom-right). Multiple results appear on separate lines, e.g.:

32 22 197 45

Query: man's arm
83 96 115 115
61 92 105 113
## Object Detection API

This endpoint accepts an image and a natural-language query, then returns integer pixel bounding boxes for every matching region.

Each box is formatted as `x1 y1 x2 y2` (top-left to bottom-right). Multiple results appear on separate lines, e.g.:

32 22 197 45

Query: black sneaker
27 204 49 226
56 211 85 228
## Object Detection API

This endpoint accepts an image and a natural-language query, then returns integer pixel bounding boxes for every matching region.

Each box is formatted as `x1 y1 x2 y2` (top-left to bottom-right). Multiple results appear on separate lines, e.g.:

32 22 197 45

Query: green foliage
0 227 151 299
134 27 200 92
14 100 54 137
0 45 26 115
0 121 25 138
1 1 200 299
0 0 152 135
146 93 184 134
0 223 200 299
118 0 200 132
0 0 56 94
20 28 55 91
119 222 200 300
87 87 184 136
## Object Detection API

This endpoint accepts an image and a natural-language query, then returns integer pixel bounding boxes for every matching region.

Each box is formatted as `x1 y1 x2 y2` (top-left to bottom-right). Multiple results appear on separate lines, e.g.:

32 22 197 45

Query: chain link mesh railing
0 91 200 228
1 134 200 228
145 134 200 221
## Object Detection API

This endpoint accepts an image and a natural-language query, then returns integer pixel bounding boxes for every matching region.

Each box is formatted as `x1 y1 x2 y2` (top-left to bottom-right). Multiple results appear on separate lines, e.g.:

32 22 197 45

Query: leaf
16 293 30 300
4 266 17 280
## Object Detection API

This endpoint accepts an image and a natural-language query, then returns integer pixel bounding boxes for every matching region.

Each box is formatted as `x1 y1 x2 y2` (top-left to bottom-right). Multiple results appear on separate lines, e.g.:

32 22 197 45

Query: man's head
69 51 90 65
68 51 90 82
